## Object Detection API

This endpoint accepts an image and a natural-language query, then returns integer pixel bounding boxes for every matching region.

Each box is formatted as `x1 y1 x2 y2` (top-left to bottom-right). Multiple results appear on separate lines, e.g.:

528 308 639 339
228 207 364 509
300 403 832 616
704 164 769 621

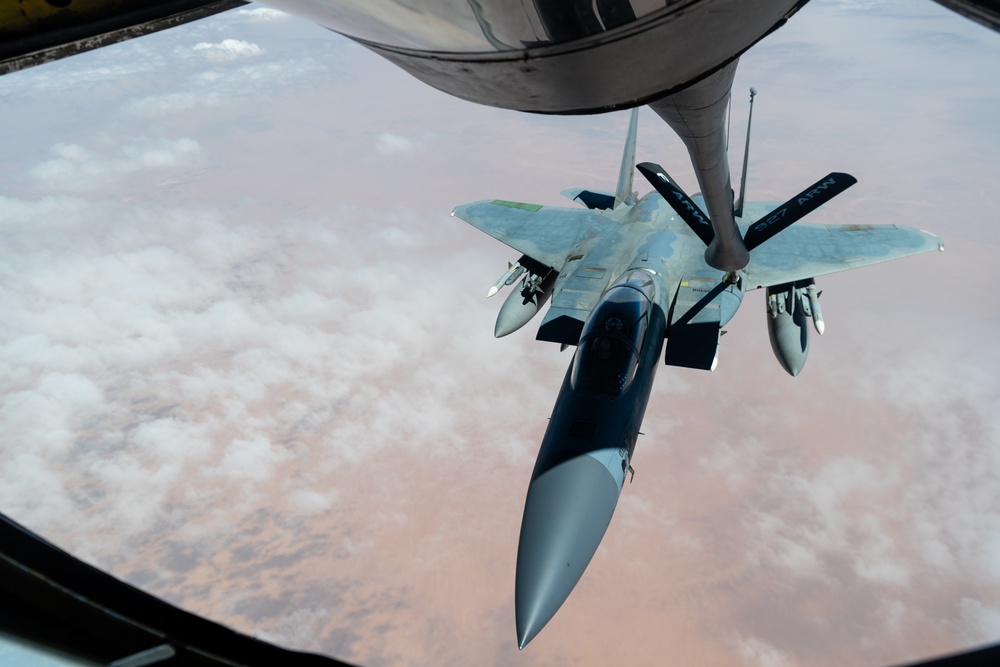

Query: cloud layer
1 2 998 666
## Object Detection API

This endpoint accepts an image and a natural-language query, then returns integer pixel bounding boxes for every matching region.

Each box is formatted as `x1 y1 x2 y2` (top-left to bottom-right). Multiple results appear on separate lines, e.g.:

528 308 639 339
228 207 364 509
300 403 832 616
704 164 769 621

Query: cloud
28 138 203 193
220 434 291 480
375 132 426 155
957 598 1000 644
736 635 794 667
124 91 204 117
1 125 555 573
2 2 999 666
123 59 325 119
287 489 337 515
192 39 263 62
235 8 291 23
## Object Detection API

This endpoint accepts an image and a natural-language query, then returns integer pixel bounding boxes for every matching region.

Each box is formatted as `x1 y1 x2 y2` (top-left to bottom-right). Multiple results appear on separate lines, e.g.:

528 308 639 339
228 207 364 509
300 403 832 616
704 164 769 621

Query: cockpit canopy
571 272 655 396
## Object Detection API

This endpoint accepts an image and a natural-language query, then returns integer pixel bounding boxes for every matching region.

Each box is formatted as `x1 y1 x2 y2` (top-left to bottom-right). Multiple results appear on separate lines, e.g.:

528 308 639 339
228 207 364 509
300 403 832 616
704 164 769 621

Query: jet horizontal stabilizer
560 188 617 210
743 172 857 251
636 162 714 246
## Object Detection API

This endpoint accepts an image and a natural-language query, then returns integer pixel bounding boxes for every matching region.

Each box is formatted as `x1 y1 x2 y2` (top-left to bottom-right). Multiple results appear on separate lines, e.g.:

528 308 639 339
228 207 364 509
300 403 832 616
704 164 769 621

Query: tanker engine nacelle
766 279 824 377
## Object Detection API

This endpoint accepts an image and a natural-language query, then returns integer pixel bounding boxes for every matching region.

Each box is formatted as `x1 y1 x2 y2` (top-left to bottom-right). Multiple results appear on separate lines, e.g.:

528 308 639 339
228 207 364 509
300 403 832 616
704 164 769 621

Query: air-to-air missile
487 260 526 298
807 282 825 335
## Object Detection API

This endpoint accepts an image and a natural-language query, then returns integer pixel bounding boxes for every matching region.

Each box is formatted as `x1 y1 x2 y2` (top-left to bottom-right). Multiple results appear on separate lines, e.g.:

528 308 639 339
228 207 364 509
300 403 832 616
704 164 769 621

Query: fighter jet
451 103 943 648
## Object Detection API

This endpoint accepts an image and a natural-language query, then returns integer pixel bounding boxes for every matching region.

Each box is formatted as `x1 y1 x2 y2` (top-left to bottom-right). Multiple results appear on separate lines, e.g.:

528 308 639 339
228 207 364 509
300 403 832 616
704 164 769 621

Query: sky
1 1 999 666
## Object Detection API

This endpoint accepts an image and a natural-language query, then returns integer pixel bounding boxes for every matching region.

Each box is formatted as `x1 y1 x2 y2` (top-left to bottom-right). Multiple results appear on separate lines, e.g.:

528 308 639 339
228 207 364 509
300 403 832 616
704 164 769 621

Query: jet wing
452 199 610 269
744 223 943 289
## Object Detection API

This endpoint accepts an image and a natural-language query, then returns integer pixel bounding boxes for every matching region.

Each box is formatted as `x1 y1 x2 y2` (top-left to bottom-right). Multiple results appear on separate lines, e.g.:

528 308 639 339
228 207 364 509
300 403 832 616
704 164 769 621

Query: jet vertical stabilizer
614 108 640 208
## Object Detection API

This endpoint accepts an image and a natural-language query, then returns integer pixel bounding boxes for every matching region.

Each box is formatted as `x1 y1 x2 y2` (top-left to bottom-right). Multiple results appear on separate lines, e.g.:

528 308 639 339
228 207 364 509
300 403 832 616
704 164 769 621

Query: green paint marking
492 200 542 212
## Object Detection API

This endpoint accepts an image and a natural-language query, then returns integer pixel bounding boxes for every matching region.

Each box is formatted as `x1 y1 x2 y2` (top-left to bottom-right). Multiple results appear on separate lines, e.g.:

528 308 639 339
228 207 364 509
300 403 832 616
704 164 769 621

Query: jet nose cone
515 453 621 648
